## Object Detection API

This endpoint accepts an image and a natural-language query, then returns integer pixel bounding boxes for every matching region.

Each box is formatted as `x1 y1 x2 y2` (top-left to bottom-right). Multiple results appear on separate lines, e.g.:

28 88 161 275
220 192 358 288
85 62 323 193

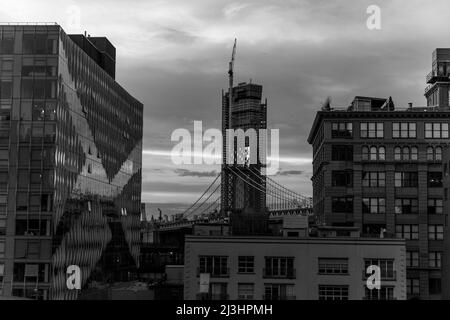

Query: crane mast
221 39 237 215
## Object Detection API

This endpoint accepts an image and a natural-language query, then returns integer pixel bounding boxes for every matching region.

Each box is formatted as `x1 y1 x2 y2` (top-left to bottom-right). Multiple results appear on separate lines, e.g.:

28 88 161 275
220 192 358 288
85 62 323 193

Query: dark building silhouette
0 24 142 299
308 49 450 300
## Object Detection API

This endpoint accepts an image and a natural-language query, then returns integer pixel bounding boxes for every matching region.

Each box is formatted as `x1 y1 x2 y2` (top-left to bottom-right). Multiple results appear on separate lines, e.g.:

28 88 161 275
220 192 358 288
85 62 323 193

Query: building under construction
220 41 268 234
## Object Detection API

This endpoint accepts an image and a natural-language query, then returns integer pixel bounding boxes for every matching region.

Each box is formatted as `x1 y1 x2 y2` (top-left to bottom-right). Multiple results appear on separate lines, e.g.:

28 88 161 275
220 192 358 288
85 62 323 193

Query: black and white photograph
0 0 450 314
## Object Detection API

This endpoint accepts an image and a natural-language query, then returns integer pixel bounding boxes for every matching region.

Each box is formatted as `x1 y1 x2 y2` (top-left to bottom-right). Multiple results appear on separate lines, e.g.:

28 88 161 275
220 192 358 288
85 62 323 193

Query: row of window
179 278 434 300
0 32 58 55
201 283 351 300
406 251 442 268
332 122 449 139
332 196 443 215
332 171 443 188
0 78 57 100
395 225 443 240
333 145 444 162
0 193 53 212
198 256 397 279
199 256 295 278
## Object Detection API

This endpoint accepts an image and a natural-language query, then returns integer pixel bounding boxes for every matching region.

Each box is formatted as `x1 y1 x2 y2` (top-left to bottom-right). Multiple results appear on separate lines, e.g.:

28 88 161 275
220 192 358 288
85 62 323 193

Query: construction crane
228 38 237 102
221 39 237 215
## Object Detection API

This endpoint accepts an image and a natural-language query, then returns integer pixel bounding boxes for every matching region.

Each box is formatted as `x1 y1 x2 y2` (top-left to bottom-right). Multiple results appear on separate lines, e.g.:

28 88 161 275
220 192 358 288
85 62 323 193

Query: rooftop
185 235 406 245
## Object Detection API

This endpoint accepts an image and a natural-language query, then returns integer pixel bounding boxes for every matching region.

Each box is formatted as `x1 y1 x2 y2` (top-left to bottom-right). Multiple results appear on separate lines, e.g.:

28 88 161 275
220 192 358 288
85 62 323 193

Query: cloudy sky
2 0 450 211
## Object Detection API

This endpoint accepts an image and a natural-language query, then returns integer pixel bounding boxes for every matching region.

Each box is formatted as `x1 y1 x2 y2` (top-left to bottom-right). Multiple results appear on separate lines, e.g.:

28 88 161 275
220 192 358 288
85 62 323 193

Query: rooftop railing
0 22 58 25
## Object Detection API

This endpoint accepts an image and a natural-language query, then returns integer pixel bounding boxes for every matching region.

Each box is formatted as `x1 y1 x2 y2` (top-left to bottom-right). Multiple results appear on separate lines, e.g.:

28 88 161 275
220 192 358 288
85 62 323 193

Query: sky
2 0 450 213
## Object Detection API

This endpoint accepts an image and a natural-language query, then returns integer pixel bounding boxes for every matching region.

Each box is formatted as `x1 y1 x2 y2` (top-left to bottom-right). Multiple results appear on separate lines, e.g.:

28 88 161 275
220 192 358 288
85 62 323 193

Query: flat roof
185 235 405 246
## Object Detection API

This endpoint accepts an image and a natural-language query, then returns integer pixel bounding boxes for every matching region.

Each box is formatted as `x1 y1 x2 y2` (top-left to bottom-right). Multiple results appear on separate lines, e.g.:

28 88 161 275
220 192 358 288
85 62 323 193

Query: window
16 219 50 236
238 256 254 274
411 147 418 160
379 146 386 160
396 225 419 240
318 258 348 275
210 283 227 299
332 171 352 187
365 259 395 280
1 59 13 72
319 285 349 300
0 33 14 54
0 193 6 215
427 147 434 161
395 199 418 214
23 34 34 54
394 172 418 187
394 147 401 161
0 218 5 236
13 263 49 283
436 146 443 161
332 197 353 213
428 172 443 188
362 198 386 214
361 122 384 138
429 279 442 295
264 257 295 279
362 172 385 187
0 263 4 282
45 102 56 121
264 284 295 300
370 146 377 161
17 170 29 189
393 123 416 138
407 279 420 296
365 287 394 300
332 145 353 161
238 284 254 300
425 123 449 139
362 146 369 160
406 251 419 267
427 146 443 161
403 147 411 161
199 256 228 277
395 146 418 161
332 123 353 138
429 252 442 268
428 225 444 240
362 146 385 161
16 192 28 211
32 102 45 121
0 149 8 167
0 79 12 99
45 80 56 98
0 241 4 258
428 199 443 214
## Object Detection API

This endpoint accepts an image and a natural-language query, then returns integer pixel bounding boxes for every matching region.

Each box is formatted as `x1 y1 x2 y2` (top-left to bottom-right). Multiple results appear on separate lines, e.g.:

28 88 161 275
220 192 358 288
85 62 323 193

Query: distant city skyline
3 0 450 203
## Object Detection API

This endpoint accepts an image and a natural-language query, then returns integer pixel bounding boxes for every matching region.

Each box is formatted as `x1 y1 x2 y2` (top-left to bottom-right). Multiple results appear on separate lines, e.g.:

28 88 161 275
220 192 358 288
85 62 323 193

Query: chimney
408 102 413 108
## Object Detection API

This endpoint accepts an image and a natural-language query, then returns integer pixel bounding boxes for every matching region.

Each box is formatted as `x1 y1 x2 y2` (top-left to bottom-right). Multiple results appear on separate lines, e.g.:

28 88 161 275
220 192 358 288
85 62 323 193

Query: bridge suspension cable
180 173 221 217
177 165 312 220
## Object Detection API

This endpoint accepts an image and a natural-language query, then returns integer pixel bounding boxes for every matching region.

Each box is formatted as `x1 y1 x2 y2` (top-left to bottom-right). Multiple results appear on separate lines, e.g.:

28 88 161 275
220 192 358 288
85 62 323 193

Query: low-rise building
184 234 406 300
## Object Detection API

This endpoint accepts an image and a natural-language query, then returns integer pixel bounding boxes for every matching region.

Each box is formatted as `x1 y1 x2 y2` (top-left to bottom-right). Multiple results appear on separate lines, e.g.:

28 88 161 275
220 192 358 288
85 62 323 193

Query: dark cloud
156 27 198 44
277 170 304 176
175 169 218 177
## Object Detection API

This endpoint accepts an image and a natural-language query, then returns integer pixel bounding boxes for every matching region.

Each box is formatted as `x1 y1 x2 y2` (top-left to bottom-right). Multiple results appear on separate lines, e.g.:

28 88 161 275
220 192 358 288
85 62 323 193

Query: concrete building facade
307 49 450 299
184 235 406 300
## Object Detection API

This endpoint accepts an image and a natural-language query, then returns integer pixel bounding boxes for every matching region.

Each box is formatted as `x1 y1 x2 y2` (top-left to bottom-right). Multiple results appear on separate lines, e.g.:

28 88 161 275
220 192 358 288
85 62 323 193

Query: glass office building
0 24 143 299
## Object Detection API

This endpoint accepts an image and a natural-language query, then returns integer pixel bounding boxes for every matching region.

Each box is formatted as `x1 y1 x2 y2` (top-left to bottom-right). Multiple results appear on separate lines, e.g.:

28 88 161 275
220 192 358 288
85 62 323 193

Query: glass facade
0 24 143 300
